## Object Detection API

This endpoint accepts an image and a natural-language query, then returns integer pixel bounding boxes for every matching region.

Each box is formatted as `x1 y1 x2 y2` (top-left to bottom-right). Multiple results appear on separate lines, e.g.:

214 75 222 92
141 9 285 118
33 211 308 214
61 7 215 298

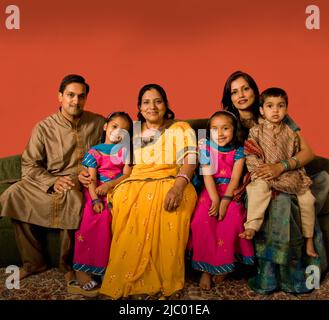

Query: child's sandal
67 279 99 298
82 280 98 291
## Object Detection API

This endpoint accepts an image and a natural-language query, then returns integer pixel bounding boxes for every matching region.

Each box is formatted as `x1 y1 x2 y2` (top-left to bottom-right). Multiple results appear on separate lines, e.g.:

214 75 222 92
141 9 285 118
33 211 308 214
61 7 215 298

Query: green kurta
0 110 105 229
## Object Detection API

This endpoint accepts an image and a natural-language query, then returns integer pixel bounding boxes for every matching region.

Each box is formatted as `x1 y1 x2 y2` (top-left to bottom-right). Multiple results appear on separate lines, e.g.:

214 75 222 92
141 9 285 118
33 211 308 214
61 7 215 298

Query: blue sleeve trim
234 146 245 161
82 152 97 168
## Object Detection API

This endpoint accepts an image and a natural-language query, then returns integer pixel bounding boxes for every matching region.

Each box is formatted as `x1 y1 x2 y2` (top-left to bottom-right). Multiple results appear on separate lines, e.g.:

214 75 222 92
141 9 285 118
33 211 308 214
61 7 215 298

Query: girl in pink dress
70 112 133 296
190 110 254 290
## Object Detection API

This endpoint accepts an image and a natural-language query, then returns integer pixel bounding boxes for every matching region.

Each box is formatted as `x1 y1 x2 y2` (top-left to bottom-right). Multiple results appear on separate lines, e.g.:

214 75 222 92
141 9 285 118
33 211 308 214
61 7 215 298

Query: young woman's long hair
221 71 260 141
222 71 260 118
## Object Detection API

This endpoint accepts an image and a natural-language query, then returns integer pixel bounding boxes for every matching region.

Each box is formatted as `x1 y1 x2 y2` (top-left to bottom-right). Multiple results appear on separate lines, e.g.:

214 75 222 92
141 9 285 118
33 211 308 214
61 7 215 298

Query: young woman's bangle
222 195 233 201
291 156 301 169
280 159 290 172
176 173 190 184
92 198 102 206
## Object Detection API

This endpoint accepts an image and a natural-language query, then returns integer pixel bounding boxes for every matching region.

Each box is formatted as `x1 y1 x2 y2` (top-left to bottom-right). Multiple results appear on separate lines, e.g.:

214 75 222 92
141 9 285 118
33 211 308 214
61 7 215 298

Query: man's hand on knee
54 176 75 193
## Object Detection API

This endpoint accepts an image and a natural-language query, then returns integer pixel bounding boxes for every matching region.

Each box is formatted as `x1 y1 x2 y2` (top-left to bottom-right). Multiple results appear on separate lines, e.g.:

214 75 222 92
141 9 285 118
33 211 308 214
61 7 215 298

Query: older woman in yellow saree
99 84 197 300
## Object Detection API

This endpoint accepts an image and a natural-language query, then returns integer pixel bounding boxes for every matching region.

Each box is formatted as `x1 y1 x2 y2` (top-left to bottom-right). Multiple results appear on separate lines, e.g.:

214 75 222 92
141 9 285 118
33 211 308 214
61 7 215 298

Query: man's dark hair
59 74 90 94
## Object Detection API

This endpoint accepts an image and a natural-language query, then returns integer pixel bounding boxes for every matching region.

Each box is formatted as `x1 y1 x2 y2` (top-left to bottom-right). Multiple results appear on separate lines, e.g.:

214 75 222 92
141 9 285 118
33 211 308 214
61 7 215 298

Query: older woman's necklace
141 121 167 146
144 120 167 132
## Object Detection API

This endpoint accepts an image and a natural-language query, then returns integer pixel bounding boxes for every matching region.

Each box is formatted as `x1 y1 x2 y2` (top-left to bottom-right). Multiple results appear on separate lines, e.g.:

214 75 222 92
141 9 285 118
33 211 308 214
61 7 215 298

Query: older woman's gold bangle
176 173 190 184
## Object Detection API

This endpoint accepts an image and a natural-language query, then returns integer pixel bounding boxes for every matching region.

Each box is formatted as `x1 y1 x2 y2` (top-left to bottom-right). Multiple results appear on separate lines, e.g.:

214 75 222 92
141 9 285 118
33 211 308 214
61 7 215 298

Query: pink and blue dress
73 143 126 276
190 140 254 275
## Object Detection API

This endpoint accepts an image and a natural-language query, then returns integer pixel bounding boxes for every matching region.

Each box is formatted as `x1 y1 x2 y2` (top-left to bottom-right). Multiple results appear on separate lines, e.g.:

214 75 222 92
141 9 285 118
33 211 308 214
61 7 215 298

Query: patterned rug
1 267 329 300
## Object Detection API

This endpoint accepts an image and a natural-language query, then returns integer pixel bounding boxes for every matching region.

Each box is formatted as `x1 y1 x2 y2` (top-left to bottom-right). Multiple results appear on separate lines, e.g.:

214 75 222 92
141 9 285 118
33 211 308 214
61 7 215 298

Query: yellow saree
100 121 197 299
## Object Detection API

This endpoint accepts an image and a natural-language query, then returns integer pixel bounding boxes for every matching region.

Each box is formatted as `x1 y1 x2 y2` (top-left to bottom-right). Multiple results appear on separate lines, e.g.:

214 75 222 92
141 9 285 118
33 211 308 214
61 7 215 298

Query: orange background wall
0 0 328 157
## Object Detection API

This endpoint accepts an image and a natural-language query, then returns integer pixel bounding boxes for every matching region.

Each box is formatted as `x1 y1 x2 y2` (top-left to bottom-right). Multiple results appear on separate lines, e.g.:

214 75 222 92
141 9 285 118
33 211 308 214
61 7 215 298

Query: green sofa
0 155 62 267
1 119 329 268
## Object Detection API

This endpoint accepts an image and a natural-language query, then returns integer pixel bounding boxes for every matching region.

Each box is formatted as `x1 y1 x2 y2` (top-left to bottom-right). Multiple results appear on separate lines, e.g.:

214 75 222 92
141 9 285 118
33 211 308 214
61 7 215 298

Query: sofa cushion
305 156 329 176
185 118 208 133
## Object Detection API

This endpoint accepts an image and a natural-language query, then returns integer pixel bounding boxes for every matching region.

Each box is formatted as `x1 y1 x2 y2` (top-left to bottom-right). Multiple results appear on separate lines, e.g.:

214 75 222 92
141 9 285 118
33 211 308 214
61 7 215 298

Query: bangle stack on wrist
280 159 290 172
176 173 191 184
222 195 233 201
291 156 301 169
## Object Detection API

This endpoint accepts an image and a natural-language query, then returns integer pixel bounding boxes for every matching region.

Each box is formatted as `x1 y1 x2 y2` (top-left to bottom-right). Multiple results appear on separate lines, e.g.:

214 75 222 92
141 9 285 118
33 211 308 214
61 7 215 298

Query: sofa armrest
0 155 21 198
0 154 21 183
305 156 329 176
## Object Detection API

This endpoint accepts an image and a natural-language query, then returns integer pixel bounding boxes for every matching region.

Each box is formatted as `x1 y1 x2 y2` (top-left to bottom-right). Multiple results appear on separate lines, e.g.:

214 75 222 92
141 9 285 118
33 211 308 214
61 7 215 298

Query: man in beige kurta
0 74 105 278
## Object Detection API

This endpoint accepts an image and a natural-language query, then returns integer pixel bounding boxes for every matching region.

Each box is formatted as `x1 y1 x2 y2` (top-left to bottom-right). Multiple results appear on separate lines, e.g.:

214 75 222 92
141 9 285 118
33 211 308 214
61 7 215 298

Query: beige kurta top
0 110 105 229
246 119 312 195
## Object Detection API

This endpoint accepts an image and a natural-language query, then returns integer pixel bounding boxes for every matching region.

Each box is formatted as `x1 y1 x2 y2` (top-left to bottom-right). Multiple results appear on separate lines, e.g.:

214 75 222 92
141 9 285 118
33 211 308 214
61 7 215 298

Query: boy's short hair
260 87 288 107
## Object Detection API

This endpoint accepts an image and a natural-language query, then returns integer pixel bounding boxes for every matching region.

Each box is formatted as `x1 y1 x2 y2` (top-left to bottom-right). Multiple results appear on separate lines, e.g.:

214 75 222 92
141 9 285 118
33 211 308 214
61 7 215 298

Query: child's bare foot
212 273 227 284
75 270 92 285
239 229 255 240
199 272 212 290
64 270 76 283
306 238 318 257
